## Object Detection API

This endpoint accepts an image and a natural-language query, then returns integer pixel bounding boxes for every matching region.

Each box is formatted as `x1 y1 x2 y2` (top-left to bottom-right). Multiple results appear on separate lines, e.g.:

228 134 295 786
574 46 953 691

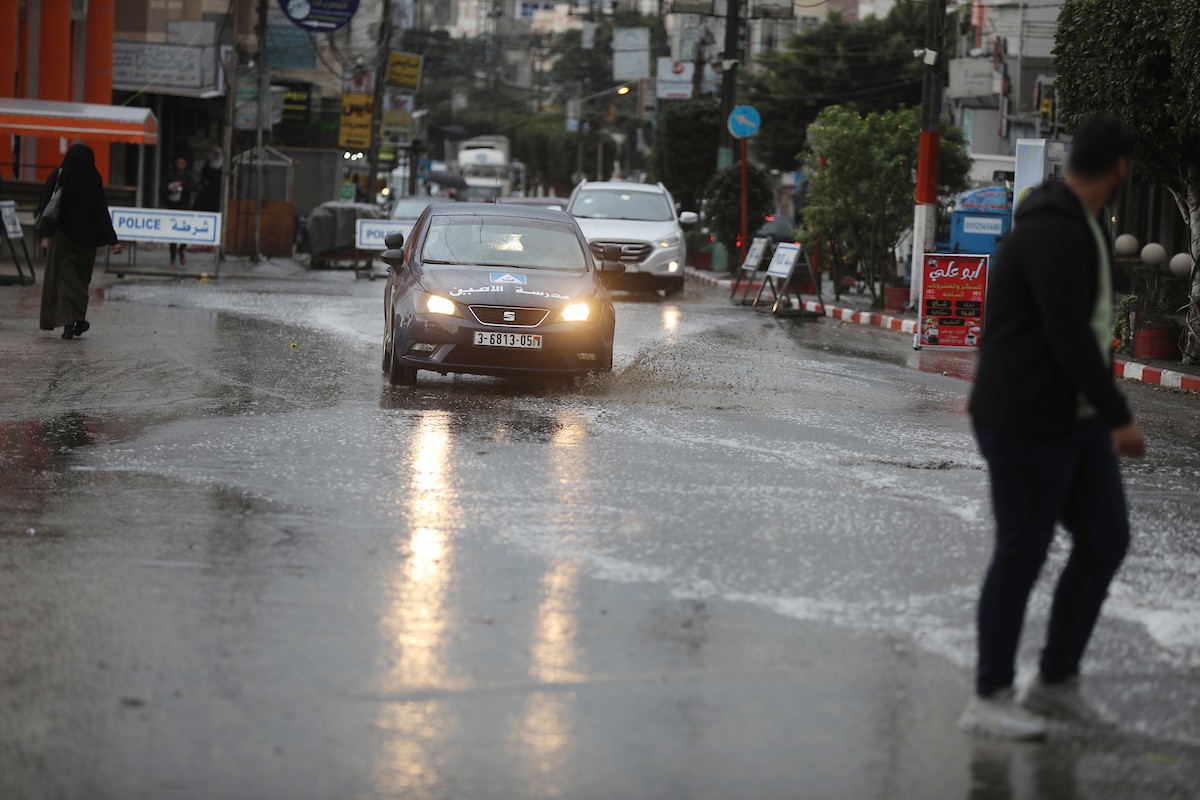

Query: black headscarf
38 144 118 248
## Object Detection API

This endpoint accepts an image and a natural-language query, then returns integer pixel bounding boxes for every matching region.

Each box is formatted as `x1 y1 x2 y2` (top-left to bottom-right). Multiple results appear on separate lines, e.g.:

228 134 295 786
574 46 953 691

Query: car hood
571 217 680 244
421 267 594 306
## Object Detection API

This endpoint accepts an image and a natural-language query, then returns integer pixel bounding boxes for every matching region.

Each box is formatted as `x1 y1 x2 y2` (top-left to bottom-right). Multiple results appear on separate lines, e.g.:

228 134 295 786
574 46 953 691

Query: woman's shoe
73 320 90 337
61 325 74 339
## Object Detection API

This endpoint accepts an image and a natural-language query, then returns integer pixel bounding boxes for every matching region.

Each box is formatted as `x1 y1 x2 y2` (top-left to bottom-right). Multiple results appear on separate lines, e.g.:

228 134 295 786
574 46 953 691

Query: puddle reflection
511 415 591 790
966 739 1081 800
371 411 458 795
661 305 681 334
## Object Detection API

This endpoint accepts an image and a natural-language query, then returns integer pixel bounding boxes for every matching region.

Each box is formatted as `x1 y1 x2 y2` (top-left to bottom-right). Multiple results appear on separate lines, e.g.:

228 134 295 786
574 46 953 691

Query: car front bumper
394 315 612 377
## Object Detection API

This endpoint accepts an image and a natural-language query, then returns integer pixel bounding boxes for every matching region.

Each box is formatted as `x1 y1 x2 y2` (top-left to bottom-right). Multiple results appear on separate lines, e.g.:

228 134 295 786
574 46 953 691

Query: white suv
566 181 698 295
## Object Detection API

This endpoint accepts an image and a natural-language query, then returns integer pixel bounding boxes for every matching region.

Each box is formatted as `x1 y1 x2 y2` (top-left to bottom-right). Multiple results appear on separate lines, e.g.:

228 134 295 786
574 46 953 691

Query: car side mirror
600 243 625 275
679 211 699 225
380 248 406 271
384 231 405 250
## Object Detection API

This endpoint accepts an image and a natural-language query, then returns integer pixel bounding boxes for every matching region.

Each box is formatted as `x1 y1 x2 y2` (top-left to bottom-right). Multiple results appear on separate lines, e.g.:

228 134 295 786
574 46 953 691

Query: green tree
803 105 970 306
745 1 940 169
1055 0 1200 356
651 99 721 212
703 162 774 262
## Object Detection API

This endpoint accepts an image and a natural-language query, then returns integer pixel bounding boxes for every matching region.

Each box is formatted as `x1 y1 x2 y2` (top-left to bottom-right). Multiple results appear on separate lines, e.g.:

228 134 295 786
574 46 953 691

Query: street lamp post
573 81 634 184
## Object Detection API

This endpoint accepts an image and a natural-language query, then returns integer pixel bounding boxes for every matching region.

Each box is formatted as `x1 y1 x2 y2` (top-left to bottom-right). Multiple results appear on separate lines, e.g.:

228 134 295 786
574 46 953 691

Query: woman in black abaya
37 144 123 339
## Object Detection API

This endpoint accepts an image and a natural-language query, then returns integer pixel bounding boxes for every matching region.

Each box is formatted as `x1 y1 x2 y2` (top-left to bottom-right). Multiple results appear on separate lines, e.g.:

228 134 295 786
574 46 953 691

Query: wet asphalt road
1 272 1199 800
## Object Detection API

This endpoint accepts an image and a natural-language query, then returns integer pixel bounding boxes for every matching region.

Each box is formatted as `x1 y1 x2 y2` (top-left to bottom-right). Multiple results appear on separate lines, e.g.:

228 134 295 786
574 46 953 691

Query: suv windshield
570 188 674 222
421 215 587 271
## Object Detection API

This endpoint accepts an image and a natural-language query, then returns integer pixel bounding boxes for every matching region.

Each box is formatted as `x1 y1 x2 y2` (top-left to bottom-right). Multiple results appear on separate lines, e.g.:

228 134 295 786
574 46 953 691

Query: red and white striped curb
802 301 918 335
686 267 1198 394
684 268 733 289
1113 360 1200 393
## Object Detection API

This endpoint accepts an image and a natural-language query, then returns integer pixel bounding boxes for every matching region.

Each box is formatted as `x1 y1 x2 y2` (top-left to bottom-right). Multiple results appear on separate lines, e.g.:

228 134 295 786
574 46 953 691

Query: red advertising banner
916 253 989 349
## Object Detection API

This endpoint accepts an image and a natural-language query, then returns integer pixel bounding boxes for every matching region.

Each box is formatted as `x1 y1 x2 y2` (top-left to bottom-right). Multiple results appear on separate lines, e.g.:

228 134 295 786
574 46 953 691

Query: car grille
444 345 567 371
468 305 550 327
590 241 653 264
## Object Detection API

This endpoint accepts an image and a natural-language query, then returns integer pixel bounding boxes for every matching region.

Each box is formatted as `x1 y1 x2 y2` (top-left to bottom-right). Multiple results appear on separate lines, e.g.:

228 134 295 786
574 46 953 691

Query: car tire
387 344 417 387
661 277 684 296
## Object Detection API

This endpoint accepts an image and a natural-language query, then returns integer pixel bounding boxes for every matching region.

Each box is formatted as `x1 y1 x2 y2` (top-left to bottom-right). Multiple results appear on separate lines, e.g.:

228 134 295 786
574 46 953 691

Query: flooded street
2 274 1198 799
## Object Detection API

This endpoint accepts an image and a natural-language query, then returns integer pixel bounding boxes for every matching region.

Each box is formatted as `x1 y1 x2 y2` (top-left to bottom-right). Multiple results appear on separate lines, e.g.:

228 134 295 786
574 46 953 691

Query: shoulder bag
35 179 62 237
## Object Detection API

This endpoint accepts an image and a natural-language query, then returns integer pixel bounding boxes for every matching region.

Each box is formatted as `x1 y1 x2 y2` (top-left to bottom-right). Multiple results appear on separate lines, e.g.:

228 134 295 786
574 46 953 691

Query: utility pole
368 0 391 206
908 0 947 308
254 0 267 261
717 0 740 168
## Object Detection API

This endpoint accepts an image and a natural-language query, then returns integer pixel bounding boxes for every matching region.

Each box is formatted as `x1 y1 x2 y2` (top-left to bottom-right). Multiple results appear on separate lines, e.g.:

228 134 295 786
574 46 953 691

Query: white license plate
474 331 543 349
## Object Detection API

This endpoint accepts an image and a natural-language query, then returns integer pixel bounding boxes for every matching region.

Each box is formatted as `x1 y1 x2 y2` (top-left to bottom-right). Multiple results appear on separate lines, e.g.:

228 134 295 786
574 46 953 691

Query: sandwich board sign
915 253 988 349
730 236 769 304
752 241 822 317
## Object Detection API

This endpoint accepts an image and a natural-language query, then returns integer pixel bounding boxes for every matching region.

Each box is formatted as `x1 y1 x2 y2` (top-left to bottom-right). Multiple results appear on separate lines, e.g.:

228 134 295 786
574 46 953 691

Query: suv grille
590 241 653 263
469 305 550 327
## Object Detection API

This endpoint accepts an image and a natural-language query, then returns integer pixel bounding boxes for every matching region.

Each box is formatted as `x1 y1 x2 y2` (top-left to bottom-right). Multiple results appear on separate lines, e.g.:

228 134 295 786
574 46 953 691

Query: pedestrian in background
161 154 198 267
959 114 1146 740
193 146 223 214
36 143 123 339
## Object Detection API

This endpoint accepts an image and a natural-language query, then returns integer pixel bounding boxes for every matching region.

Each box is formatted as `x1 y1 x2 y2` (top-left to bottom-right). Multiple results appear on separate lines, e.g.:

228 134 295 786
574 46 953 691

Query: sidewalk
91 242 382 283
686 266 1200 395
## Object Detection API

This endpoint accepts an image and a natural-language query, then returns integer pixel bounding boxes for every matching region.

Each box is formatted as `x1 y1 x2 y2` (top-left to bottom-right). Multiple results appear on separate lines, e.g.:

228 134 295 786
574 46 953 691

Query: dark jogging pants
972 416 1130 698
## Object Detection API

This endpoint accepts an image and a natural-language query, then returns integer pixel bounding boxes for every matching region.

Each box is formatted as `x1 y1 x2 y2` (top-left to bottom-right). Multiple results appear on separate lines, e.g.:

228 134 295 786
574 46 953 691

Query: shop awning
0 98 158 145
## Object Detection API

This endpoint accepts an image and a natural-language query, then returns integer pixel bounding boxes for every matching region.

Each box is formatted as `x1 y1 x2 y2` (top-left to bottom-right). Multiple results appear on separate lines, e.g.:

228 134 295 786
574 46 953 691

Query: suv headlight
658 234 681 248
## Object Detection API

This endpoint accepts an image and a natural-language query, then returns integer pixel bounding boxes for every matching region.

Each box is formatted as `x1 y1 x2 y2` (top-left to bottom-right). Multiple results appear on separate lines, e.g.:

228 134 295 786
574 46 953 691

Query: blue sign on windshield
278 0 359 32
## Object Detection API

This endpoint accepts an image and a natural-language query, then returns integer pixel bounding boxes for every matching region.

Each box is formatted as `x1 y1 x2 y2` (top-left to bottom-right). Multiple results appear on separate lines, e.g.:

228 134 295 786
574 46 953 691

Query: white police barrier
355 219 410 250
0 200 35 286
110 207 221 245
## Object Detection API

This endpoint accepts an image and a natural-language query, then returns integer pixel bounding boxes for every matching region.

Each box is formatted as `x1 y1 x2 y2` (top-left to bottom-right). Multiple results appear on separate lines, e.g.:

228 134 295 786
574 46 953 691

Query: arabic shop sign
278 0 360 32
113 41 207 90
338 92 374 148
110 208 222 246
387 52 423 91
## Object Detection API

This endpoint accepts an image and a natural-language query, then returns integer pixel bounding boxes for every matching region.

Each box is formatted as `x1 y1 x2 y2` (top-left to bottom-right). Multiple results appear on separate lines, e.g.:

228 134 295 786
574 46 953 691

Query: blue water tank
948 186 1013 258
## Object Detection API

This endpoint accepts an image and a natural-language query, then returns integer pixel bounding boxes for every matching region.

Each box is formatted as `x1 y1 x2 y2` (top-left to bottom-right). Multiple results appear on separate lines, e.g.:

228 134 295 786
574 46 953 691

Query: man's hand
112 243 123 255
1112 422 1146 458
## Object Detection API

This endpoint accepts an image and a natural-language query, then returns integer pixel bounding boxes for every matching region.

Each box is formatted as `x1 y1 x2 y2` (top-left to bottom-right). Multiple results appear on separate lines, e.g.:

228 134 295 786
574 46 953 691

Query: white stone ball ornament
1169 251 1194 277
1114 234 1140 257
1141 242 1168 266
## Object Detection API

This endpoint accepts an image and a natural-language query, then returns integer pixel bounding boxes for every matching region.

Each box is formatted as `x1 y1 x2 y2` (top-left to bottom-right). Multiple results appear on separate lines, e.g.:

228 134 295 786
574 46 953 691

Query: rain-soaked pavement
1 272 1199 799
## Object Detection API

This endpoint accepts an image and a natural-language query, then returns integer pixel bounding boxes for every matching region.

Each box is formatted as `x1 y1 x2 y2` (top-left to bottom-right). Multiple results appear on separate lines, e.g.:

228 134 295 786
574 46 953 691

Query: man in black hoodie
958 115 1146 740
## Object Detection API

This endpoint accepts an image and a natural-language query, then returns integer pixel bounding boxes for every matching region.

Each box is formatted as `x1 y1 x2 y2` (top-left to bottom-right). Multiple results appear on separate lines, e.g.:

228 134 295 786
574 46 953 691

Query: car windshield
390 198 432 220
421 215 587 271
570 188 674 221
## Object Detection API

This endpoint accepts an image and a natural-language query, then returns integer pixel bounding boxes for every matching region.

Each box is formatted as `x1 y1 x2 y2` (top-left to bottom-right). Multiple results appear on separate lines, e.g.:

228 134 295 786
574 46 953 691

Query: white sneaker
1020 675 1114 726
958 688 1048 741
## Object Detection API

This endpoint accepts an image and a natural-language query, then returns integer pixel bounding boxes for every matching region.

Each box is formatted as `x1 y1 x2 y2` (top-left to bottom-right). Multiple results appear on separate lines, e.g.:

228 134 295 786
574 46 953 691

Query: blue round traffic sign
727 105 761 139
279 0 360 32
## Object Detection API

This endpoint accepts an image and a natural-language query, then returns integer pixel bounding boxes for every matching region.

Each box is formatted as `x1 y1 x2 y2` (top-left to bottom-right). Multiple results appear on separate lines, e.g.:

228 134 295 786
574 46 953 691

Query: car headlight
658 234 681 248
561 303 590 322
425 294 457 316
